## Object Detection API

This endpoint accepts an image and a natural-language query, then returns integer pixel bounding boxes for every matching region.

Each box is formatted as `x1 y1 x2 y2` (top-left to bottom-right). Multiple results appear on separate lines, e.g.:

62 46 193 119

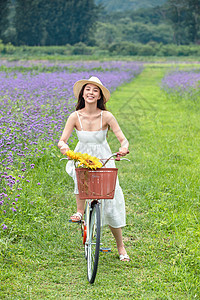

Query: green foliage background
0 40 200 58
95 0 167 12
0 0 199 50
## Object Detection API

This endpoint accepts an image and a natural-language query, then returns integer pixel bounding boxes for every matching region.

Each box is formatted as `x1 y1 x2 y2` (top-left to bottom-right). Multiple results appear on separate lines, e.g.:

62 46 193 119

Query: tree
165 0 200 44
186 0 200 43
14 0 47 46
95 22 121 46
120 22 173 44
0 0 10 42
45 0 98 45
14 0 98 46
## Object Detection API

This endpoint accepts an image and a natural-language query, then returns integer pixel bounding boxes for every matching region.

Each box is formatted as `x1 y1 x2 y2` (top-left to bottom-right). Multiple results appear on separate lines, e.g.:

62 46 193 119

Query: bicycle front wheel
87 202 101 284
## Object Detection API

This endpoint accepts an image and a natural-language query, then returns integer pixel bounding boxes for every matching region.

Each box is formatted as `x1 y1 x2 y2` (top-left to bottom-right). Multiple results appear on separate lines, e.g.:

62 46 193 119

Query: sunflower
66 150 102 169
65 150 82 161
78 153 103 170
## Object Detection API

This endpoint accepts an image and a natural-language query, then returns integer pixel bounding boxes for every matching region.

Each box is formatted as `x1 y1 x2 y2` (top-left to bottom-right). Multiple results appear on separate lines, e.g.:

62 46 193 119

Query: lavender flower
161 69 200 96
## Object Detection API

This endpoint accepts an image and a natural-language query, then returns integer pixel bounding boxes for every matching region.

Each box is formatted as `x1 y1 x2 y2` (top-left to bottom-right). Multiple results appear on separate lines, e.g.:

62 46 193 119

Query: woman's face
83 84 101 104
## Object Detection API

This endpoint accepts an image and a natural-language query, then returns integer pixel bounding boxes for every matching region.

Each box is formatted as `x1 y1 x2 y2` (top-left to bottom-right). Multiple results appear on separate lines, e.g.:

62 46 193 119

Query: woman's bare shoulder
68 111 77 119
103 111 115 122
103 110 114 117
65 111 78 125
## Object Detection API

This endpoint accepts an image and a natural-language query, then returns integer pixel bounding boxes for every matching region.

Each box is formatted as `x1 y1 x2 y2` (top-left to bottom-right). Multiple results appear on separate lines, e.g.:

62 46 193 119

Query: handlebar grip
115 150 129 161
115 153 121 161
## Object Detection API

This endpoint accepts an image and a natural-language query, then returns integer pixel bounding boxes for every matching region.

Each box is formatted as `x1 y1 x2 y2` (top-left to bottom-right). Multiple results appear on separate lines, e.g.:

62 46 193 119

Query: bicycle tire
87 202 101 284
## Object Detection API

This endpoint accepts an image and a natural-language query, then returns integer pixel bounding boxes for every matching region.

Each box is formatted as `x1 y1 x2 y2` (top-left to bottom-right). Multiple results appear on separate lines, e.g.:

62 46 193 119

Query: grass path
1 65 199 299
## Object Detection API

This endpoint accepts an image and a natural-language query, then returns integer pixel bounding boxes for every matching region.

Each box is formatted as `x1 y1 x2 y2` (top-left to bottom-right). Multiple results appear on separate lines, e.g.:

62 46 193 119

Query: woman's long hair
76 84 107 111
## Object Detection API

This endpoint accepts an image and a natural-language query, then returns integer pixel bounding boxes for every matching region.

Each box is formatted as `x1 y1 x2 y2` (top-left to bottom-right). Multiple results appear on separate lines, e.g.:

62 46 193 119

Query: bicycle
74 152 129 284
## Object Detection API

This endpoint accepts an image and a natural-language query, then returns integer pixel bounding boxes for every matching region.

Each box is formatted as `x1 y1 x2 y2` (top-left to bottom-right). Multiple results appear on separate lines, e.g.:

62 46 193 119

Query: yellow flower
65 150 82 161
65 150 74 158
78 153 103 169
66 150 103 169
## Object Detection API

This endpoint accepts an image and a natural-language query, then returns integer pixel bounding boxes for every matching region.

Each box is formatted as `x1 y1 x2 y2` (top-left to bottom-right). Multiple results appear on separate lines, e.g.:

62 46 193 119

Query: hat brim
73 79 110 103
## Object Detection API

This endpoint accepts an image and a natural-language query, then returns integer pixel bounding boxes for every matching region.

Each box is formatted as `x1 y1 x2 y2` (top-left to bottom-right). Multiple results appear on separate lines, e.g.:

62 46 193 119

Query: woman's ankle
117 244 127 256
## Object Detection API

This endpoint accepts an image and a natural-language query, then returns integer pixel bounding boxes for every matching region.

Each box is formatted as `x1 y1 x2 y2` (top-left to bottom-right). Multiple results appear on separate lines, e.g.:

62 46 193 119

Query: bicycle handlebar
101 151 130 167
60 151 130 165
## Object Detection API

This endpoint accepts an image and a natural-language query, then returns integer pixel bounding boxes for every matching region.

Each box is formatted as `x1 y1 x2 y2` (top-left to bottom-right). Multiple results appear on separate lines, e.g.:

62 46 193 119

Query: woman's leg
70 194 85 221
109 226 129 261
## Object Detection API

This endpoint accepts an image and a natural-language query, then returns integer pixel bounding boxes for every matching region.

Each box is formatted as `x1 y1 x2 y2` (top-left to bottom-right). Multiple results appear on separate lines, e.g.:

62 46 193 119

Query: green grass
1 65 199 299
1 53 200 62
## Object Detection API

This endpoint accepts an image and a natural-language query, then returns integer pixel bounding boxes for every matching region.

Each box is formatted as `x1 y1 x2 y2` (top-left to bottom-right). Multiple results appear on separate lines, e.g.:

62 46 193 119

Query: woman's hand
119 147 129 156
58 140 70 155
60 144 70 155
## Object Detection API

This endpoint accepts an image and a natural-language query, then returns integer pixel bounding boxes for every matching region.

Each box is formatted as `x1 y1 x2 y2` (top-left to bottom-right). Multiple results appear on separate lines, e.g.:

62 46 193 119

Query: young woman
58 76 130 261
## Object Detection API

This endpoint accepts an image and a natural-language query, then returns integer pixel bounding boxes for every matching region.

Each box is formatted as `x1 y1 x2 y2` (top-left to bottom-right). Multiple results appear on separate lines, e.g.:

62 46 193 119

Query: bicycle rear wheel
87 202 101 284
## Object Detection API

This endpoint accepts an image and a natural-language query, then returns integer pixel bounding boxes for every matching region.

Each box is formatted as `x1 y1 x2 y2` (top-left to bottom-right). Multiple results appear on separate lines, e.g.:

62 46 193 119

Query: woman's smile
87 95 94 99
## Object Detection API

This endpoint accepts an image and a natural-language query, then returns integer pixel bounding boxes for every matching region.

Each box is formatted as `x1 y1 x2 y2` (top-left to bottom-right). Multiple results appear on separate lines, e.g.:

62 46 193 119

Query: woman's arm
58 112 77 154
105 112 129 156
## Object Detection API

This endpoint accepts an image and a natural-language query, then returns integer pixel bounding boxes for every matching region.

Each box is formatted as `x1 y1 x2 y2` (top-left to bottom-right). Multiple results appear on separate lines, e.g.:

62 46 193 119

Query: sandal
70 212 83 223
119 254 130 262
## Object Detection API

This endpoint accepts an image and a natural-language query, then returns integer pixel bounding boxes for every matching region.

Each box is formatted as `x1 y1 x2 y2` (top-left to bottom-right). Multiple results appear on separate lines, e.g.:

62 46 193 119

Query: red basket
75 168 118 199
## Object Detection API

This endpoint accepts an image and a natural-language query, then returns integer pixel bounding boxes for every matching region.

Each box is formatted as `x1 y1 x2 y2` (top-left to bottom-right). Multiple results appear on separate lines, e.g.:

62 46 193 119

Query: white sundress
66 110 126 228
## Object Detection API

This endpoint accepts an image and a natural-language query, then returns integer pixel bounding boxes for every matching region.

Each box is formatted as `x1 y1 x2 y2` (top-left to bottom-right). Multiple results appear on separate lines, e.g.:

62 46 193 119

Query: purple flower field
161 69 200 95
0 60 143 72
0 60 143 230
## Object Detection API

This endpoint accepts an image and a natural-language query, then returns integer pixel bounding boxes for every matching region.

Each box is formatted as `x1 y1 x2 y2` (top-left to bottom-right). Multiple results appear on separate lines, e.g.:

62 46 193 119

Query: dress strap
100 111 103 130
76 111 83 130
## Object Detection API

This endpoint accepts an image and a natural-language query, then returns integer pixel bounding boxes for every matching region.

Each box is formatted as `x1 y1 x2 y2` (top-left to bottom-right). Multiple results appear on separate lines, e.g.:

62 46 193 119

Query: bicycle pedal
100 247 111 253
69 219 82 224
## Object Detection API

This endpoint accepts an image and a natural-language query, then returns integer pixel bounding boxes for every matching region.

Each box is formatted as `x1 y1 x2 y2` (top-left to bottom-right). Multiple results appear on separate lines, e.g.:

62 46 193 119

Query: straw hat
73 76 110 103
